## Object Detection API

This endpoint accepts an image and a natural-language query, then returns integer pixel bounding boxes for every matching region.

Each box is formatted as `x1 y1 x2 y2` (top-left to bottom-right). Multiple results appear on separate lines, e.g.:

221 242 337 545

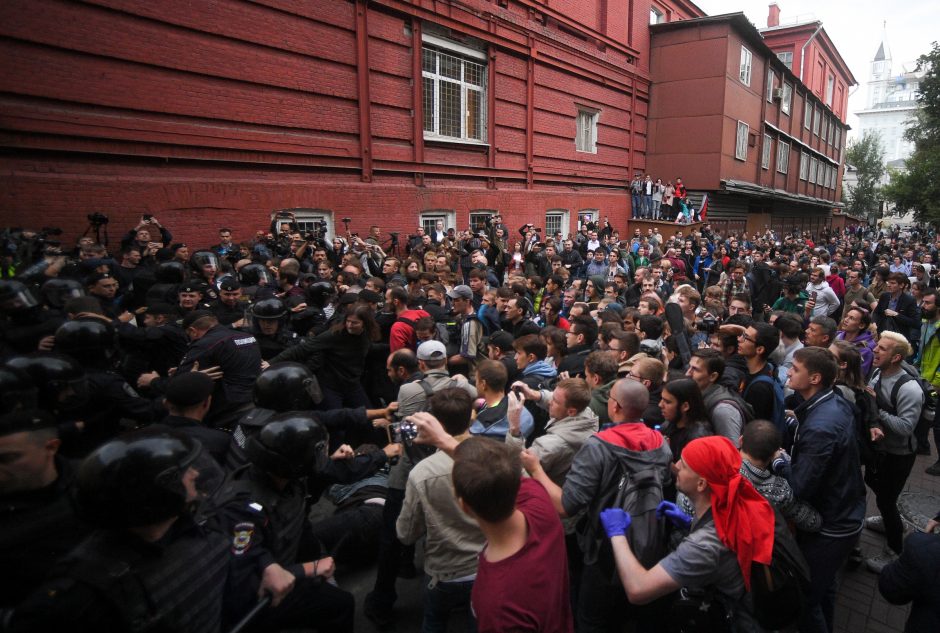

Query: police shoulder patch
232 522 255 555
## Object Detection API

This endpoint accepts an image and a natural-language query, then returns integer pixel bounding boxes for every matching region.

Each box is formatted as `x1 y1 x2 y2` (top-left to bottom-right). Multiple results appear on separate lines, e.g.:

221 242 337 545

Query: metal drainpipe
799 23 824 83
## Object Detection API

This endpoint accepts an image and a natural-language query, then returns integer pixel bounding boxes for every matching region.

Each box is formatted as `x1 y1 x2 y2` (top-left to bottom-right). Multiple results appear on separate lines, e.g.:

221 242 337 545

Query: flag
699 194 708 222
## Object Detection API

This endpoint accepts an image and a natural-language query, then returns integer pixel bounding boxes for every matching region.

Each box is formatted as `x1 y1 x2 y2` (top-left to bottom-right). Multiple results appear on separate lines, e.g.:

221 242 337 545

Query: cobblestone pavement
835 451 939 633
323 451 940 632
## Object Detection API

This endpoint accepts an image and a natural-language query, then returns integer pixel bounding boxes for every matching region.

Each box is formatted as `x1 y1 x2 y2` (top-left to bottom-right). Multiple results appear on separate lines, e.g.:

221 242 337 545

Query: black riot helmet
0 280 39 314
253 362 323 410
155 261 186 284
246 413 329 478
190 251 221 278
305 281 335 309
39 278 85 310
5 354 89 412
239 263 274 287
251 298 287 320
0 365 38 414
76 430 217 527
54 320 117 365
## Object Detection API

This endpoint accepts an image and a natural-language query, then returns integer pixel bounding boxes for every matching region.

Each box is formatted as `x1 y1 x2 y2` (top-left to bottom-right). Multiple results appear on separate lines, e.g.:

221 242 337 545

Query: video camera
87 212 109 227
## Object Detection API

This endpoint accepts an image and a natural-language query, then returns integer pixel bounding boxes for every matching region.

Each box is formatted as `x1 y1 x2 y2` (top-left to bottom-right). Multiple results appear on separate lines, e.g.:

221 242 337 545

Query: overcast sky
695 0 936 137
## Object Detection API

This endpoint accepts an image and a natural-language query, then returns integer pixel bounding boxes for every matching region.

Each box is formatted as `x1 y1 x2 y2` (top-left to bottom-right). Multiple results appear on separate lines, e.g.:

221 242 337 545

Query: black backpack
748 508 811 631
596 459 668 578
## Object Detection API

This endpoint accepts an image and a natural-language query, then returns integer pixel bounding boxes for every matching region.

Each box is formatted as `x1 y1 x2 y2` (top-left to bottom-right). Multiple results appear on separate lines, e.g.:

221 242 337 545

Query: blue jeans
798 532 859 633
422 576 476 633
643 194 653 217
632 194 641 218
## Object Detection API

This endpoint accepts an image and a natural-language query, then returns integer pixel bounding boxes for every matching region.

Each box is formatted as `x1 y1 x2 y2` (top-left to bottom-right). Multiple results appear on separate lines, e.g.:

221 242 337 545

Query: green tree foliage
844 133 885 217
884 42 940 223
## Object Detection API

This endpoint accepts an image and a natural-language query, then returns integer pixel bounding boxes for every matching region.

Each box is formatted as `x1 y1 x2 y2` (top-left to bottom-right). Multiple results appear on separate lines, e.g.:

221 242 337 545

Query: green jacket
918 318 940 389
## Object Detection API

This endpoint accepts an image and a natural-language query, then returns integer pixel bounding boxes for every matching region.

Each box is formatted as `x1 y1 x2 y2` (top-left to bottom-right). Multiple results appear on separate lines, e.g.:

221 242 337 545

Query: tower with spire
854 22 922 164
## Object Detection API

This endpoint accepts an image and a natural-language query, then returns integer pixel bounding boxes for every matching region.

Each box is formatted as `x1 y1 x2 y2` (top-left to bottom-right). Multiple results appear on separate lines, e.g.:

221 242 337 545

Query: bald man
522 378 674 631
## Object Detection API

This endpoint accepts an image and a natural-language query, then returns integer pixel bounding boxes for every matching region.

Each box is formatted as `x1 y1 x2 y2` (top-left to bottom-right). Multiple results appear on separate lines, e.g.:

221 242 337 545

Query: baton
226 595 271 633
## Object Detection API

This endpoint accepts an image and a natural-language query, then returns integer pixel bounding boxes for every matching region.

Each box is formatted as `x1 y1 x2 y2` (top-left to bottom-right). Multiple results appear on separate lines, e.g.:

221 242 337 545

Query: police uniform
0 455 89 609
208 298 247 326
177 323 262 430
9 516 230 633
213 464 355 633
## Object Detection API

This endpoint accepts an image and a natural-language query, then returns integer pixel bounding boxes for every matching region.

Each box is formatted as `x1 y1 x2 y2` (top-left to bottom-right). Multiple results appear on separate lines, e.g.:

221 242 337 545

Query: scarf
682 436 774 589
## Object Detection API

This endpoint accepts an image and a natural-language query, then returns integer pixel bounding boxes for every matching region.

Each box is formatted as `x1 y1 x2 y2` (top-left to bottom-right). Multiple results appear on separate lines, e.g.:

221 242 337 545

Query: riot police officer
209 277 249 326
54 320 166 455
0 393 88 611
247 298 299 360
7 430 229 633
0 280 62 356
214 413 355 632
176 311 262 430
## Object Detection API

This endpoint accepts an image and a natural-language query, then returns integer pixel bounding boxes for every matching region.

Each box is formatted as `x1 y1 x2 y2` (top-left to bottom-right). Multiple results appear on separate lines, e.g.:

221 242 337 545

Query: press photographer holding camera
121 214 172 253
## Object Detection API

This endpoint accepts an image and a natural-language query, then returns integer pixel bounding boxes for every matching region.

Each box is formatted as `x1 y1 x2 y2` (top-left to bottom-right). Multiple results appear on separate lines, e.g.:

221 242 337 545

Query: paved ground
317 452 940 633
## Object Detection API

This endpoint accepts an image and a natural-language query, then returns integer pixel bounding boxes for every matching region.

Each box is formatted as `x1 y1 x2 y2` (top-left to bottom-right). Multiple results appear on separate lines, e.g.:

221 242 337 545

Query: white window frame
799 151 809 180
575 107 599 154
781 82 792 115
735 121 749 160
650 7 665 24
577 209 598 231
762 134 772 169
804 99 813 130
469 210 496 233
809 157 818 184
777 51 793 71
546 209 570 237
272 209 334 241
776 141 790 174
826 75 835 106
739 46 753 85
813 106 821 136
421 36 488 144
420 209 457 236
766 69 775 102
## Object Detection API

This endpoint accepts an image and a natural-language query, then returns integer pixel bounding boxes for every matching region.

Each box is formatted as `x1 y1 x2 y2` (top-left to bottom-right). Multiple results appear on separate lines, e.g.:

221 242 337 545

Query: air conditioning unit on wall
772 88 784 101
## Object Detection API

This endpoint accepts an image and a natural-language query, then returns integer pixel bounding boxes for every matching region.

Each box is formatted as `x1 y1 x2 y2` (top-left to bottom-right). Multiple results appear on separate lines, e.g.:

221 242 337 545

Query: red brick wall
0 0 658 246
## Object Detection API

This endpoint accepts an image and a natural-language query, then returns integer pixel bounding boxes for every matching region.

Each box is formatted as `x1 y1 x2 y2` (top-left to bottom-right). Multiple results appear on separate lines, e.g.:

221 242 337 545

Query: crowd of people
1 211 940 633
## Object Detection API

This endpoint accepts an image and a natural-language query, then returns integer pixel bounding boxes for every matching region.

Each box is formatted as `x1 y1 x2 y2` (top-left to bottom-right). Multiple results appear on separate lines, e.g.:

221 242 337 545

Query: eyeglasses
739 332 756 343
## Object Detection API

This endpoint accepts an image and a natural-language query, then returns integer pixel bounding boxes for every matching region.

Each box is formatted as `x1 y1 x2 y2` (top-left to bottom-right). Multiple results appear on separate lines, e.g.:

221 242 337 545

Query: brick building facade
0 0 704 249
646 12 855 237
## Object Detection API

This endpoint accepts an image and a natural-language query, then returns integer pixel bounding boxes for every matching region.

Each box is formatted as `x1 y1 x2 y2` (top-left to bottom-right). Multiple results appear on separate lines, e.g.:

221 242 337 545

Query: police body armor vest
59 521 229 633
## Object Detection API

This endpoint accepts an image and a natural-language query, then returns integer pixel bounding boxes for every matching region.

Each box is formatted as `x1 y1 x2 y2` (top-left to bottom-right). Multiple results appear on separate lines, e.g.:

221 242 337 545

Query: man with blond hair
864 331 923 573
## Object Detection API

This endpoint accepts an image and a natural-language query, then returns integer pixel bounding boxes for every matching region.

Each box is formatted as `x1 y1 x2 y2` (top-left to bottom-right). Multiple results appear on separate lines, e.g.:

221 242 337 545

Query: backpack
836 385 880 467
748 509 811 631
742 368 786 436
397 315 454 353
596 459 668 578
870 362 938 451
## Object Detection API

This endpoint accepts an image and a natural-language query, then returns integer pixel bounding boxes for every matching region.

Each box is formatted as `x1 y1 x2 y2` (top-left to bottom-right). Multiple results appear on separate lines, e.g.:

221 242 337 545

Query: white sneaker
864 515 886 534
865 550 898 574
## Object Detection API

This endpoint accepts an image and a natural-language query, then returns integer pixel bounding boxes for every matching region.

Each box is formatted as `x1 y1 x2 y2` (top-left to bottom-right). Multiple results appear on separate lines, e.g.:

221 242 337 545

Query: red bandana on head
682 436 774 589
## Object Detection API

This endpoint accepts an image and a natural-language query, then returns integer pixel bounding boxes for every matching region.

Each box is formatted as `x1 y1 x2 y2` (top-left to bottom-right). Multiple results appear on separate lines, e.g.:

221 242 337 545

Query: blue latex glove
600 508 632 538
656 500 692 530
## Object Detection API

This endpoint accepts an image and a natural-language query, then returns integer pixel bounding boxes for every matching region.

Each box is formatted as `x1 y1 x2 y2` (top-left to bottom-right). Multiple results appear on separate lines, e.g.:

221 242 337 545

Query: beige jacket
396 437 486 584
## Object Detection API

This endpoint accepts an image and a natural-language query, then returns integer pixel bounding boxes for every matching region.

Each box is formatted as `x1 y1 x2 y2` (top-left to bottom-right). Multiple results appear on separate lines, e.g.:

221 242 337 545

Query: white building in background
855 32 922 162
850 28 923 223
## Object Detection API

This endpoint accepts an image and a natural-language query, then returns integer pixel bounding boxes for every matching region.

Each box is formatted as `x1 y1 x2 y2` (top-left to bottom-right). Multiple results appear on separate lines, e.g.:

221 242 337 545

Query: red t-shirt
471 478 573 633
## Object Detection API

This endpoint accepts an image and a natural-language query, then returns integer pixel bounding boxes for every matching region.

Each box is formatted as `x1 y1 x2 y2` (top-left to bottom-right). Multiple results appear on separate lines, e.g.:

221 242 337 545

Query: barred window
546 209 569 236
777 51 793 71
762 134 772 169
799 151 809 181
422 43 487 143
